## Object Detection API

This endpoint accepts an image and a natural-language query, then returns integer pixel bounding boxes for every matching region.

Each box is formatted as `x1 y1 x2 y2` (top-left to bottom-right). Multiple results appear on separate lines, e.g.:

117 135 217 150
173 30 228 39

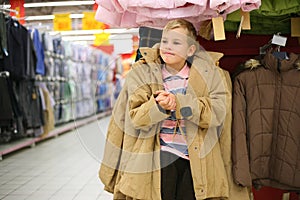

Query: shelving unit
0 110 111 160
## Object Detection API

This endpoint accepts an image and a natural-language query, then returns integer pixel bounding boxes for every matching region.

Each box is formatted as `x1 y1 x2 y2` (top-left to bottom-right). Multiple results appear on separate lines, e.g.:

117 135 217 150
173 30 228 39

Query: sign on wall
53 13 72 31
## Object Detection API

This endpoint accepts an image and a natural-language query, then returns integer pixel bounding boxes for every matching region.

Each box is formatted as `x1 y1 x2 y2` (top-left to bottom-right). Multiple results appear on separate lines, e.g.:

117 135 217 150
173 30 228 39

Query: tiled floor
0 116 113 200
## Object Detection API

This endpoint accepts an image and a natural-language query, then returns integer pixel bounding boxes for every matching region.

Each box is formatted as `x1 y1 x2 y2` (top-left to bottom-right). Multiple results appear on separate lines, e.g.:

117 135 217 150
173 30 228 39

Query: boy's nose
165 44 172 50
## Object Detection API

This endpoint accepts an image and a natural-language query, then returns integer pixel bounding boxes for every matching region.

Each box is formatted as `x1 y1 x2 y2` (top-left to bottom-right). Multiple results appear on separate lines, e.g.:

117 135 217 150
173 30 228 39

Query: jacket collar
263 51 300 72
244 51 300 72
139 45 161 64
138 44 224 67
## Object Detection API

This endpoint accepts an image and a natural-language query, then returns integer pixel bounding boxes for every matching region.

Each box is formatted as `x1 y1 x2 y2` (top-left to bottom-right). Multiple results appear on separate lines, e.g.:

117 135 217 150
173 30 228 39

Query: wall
198 32 300 74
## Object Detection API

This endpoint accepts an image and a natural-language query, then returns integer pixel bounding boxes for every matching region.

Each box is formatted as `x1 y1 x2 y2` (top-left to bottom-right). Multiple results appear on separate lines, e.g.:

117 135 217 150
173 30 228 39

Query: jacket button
180 107 192 118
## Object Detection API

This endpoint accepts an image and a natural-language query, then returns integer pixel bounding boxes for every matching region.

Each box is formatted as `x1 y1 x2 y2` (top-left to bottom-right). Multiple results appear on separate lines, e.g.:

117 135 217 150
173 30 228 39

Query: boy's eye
173 41 181 45
161 40 167 44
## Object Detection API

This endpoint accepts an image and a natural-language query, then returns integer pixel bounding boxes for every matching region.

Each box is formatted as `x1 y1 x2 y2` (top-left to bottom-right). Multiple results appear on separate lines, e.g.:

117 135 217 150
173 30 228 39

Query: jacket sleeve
127 66 170 130
231 75 252 187
175 65 227 129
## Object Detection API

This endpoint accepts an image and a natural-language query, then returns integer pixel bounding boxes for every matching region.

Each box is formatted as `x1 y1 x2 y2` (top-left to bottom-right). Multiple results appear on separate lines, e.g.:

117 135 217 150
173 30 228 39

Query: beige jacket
99 47 250 200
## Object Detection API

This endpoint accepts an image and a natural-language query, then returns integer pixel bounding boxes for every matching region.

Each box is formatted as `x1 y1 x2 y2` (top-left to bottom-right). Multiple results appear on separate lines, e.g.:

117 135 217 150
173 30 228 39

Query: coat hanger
259 33 289 60
259 39 272 55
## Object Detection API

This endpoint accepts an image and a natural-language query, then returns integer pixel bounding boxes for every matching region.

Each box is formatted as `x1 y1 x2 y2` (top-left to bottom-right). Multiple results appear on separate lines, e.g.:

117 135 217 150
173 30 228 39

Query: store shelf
0 110 111 160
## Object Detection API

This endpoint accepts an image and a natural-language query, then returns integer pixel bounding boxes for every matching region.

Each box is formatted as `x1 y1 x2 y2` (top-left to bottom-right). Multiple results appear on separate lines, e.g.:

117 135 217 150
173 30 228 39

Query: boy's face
160 27 195 68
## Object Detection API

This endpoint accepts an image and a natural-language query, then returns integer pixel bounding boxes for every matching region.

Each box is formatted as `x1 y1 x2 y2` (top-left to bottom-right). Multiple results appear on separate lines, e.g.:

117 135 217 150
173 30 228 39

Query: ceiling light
62 35 96 41
24 1 94 8
25 14 85 21
26 15 55 21
69 14 84 18
48 29 139 36
104 28 139 34
61 33 135 41
0 5 11 9
50 29 103 36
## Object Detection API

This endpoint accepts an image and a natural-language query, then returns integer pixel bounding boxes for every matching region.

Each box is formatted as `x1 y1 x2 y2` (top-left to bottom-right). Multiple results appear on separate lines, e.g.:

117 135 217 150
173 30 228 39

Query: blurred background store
0 0 300 200
0 0 136 199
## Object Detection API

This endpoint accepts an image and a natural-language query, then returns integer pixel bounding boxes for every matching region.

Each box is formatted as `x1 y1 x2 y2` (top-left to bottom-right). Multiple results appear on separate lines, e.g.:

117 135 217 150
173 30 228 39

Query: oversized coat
99 46 250 200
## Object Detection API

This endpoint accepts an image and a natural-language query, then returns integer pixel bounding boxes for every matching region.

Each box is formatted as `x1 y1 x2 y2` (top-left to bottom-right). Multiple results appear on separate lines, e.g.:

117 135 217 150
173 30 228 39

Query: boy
99 19 240 200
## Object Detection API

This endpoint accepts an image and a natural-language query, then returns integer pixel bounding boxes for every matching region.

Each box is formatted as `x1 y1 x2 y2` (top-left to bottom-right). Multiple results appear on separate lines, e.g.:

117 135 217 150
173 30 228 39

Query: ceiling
27 1 93 17
0 0 138 46
1 0 94 24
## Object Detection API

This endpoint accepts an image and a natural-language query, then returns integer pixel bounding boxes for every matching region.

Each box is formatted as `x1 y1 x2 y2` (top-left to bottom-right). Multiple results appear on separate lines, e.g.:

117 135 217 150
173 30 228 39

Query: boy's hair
163 19 198 45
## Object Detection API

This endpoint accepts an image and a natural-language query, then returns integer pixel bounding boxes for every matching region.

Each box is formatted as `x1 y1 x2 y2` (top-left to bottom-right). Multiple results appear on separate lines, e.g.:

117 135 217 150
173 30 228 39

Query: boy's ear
187 44 197 57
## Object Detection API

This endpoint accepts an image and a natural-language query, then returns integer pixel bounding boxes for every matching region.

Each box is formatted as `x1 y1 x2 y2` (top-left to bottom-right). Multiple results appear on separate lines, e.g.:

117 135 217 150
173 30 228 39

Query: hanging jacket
0 13 8 59
38 83 55 138
224 9 292 35
99 47 250 200
0 76 13 126
0 17 36 80
225 0 300 35
0 17 26 80
232 51 300 191
30 28 45 76
253 0 300 16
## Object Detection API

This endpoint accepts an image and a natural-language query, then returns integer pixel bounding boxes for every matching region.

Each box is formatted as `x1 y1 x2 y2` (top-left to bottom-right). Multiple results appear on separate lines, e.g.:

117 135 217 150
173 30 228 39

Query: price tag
53 13 72 31
291 18 300 37
272 34 287 46
241 10 251 30
212 16 226 41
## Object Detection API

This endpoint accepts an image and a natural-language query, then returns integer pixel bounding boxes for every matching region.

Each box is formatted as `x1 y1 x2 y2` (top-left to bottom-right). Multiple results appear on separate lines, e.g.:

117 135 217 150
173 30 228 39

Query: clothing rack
24 22 52 30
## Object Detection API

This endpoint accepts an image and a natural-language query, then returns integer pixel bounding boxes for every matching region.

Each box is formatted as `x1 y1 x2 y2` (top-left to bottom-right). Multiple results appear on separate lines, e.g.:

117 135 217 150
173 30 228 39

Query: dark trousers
160 151 196 200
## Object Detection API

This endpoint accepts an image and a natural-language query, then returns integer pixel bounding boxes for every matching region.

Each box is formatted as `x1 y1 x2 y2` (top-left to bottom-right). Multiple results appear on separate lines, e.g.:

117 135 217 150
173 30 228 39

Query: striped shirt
160 64 190 160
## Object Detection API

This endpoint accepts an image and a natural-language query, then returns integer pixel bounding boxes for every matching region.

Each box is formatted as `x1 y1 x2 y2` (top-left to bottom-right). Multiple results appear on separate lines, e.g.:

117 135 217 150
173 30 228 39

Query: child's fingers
155 93 177 110
167 96 176 109
155 90 169 96
155 94 165 102
155 92 169 101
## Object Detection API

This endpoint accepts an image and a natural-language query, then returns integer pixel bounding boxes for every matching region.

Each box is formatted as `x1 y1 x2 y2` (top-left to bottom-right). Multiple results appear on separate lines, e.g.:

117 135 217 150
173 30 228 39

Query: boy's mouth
163 51 175 56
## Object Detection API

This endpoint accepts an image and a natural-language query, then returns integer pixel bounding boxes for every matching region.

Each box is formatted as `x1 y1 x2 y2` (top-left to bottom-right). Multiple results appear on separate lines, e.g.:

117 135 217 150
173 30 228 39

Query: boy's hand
155 90 176 110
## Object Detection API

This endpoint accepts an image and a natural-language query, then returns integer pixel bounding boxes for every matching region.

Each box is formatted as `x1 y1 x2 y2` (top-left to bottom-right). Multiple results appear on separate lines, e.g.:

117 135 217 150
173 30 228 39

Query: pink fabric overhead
95 0 261 29
127 4 207 19
240 0 261 11
118 0 187 9
95 0 138 28
209 0 241 15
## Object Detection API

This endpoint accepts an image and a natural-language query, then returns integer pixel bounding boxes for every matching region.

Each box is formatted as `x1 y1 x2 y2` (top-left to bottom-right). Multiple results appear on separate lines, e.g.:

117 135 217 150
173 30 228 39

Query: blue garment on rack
52 38 63 55
29 29 45 75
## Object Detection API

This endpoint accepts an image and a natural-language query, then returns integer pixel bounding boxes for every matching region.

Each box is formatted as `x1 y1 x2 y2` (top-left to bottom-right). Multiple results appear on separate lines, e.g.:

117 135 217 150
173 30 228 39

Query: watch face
180 107 192 118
